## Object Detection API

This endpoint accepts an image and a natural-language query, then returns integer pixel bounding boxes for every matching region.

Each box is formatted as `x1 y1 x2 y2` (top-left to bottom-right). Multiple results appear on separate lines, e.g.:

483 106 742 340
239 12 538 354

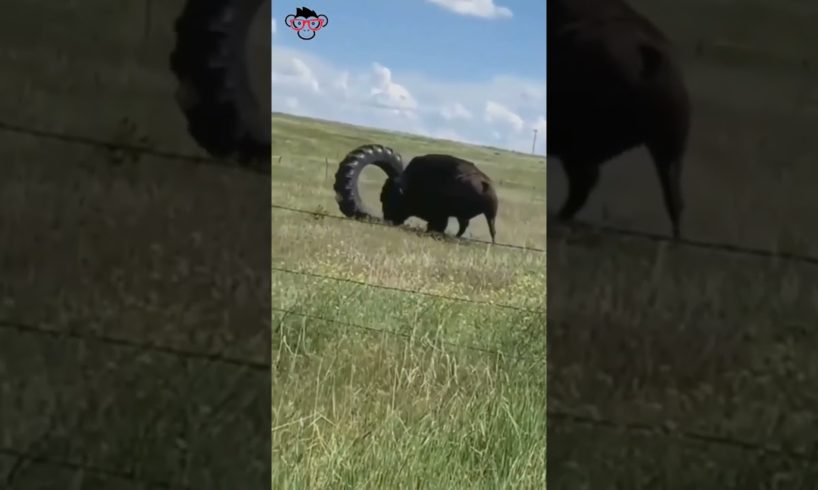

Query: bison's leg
557 162 600 222
647 147 684 240
427 216 448 236
485 215 496 244
455 217 470 238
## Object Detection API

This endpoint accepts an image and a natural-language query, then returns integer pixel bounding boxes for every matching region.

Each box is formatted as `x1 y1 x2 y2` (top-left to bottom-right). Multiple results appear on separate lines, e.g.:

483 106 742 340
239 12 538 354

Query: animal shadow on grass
348 214 486 246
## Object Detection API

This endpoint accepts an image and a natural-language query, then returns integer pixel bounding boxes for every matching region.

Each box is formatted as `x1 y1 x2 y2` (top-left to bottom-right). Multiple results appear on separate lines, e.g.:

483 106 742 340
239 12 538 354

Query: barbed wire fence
5 95 818 484
246 124 818 471
0 317 266 489
6 115 818 266
5 310 816 483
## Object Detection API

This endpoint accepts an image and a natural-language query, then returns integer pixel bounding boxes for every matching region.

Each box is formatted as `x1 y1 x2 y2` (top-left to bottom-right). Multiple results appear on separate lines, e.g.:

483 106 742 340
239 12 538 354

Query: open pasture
548 0 818 487
1 0 270 486
272 112 547 488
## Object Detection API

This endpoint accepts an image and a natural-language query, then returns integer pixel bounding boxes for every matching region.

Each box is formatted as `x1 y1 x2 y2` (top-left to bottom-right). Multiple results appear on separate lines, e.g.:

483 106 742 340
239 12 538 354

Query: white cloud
440 103 473 121
284 96 299 110
369 63 418 115
271 57 320 93
484 101 524 132
270 45 546 153
334 71 350 94
272 17 277 35
496 116 547 154
427 0 512 19
520 86 545 103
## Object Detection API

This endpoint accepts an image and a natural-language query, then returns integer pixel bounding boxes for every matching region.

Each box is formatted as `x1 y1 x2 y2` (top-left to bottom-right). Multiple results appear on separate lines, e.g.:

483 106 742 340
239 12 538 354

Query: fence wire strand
557 219 818 267
0 119 267 175
5 117 818 266
273 306 540 362
548 409 818 463
5 115 818 475
271 203 547 252
0 446 185 489
0 317 266 487
0 319 268 371
272 265 543 314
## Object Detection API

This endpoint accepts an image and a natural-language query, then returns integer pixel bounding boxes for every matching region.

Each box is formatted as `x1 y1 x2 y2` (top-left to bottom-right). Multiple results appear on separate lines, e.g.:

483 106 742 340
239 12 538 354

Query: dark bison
333 145 499 243
170 0 270 168
548 0 691 238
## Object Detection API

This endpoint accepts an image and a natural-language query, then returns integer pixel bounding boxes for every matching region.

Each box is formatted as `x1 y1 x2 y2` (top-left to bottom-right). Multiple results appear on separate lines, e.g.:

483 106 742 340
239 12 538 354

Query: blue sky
272 0 547 154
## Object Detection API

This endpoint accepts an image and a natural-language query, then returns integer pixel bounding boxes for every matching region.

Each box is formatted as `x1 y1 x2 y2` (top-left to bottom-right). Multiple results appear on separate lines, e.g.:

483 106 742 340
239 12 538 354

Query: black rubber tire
169 0 270 168
333 145 405 219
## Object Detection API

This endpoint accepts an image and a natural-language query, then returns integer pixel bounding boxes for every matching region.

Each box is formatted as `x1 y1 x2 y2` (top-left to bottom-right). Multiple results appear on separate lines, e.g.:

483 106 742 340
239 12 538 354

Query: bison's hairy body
333 145 498 242
394 155 498 236
548 0 691 238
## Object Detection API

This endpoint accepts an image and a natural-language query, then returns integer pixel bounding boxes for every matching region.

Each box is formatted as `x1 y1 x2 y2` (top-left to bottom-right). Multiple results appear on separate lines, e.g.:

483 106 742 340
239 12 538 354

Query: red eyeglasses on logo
285 7 329 41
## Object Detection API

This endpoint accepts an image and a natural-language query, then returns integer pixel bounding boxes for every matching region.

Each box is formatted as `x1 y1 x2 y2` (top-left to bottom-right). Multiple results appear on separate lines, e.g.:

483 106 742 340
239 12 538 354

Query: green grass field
1 1 270 486
548 1 818 487
271 113 547 488
6 0 818 487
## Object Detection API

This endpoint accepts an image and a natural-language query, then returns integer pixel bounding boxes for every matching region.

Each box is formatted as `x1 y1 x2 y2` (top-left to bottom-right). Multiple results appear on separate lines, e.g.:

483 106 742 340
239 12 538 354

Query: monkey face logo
285 7 328 41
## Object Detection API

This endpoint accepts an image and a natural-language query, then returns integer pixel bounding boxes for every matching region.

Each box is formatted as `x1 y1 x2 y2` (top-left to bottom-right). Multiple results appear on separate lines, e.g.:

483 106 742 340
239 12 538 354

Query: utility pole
531 129 538 154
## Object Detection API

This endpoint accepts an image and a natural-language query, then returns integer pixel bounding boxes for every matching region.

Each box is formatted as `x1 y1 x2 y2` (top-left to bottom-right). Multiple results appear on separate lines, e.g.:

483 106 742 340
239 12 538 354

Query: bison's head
380 178 409 225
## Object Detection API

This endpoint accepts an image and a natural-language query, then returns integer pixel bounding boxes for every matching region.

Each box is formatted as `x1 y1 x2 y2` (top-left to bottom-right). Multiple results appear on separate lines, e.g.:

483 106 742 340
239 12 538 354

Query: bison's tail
481 180 499 212
169 0 269 167
333 145 404 219
481 180 499 243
